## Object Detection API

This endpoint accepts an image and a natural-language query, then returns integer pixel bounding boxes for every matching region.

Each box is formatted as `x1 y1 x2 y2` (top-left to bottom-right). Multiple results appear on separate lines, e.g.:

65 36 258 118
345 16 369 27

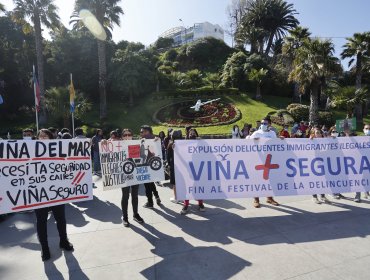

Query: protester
74 127 86 139
167 130 183 204
181 128 205 214
48 127 59 139
231 125 242 139
255 120 261 130
34 129 73 261
265 116 278 136
248 118 280 207
121 128 144 227
109 130 120 140
158 131 166 160
310 128 330 204
241 124 251 138
354 123 370 202
140 125 162 208
22 128 34 140
279 125 290 138
91 129 103 176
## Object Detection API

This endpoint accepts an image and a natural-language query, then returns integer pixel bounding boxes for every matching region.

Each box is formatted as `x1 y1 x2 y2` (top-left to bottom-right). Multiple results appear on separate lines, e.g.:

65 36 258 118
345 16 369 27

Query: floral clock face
153 100 241 127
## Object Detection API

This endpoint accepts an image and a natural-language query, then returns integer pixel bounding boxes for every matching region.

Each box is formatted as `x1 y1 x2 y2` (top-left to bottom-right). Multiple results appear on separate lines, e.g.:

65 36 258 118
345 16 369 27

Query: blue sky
2 0 370 66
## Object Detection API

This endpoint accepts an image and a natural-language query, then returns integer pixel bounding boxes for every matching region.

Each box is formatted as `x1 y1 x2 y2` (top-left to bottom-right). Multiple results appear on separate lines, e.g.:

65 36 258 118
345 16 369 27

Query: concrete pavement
1 176 370 280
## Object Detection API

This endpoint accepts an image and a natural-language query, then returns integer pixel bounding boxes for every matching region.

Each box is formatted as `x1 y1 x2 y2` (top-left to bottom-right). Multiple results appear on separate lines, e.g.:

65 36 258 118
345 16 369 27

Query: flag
0 94 3 105
69 77 75 113
33 67 40 112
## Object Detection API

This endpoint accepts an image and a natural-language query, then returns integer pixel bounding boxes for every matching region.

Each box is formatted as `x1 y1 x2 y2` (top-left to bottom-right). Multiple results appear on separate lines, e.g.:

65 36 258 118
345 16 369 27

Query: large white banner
0 139 93 214
99 139 165 190
174 137 370 200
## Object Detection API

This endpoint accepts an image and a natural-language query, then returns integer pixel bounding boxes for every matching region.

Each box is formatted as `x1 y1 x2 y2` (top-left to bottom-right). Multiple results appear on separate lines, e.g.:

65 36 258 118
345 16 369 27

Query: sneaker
198 204 205 212
59 240 74 251
133 214 144 224
312 197 321 204
143 202 154 209
320 197 330 203
354 198 361 203
123 216 130 227
180 206 189 215
92 183 97 189
156 197 162 206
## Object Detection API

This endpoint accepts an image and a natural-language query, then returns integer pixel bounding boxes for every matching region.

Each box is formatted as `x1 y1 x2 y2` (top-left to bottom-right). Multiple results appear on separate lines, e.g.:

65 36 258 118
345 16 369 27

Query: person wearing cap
248 118 280 208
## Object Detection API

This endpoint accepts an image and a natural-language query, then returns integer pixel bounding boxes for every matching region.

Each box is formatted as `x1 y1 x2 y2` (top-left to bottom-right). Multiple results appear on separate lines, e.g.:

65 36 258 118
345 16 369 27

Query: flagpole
33 65 39 134
70 73 75 138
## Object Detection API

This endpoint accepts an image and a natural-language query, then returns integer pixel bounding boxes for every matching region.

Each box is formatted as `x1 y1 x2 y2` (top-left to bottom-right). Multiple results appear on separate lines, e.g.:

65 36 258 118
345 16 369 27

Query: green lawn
2 92 369 138
81 93 292 136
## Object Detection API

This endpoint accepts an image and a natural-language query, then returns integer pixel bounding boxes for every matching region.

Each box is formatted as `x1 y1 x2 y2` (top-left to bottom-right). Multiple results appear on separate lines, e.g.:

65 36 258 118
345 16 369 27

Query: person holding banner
310 128 330 204
354 124 370 202
140 125 162 209
121 128 144 227
34 129 74 261
181 128 205 214
249 118 280 208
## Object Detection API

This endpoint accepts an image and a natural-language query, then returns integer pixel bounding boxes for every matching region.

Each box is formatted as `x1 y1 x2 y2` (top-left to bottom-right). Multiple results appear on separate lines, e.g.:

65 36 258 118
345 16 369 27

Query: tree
289 39 341 124
282 26 311 102
44 86 91 128
331 86 369 118
0 2 5 12
205 73 220 90
239 0 299 55
110 49 155 106
13 0 60 122
341 32 370 118
248 68 268 99
71 0 123 121
152 37 174 50
226 0 250 47
220 51 248 89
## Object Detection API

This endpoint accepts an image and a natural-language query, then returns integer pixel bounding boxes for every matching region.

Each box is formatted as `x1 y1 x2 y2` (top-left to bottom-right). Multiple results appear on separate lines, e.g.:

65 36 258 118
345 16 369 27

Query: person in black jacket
34 129 73 262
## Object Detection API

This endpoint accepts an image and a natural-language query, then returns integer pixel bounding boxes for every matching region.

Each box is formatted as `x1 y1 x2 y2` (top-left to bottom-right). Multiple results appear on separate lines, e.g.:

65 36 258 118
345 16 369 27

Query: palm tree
245 0 299 55
282 26 311 102
248 68 268 99
289 39 340 124
331 86 369 118
70 0 123 121
13 0 60 121
341 32 370 118
44 86 91 128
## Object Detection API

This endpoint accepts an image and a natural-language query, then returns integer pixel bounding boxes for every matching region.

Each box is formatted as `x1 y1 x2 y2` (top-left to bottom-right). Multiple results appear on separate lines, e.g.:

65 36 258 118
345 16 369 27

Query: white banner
0 139 93 214
174 137 370 200
99 139 165 190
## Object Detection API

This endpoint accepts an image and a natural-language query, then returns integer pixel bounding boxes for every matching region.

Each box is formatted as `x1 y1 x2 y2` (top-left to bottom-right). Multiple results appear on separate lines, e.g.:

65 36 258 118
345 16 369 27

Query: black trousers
35 205 67 250
121 185 139 217
144 182 159 204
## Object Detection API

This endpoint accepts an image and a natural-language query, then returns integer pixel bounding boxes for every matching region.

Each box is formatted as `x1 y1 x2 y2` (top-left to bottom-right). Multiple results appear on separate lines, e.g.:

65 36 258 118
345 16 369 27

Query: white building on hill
160 22 224 46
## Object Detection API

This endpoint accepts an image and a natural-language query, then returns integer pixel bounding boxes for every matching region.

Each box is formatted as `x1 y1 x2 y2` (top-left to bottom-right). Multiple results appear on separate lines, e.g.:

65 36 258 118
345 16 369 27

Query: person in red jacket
279 125 291 138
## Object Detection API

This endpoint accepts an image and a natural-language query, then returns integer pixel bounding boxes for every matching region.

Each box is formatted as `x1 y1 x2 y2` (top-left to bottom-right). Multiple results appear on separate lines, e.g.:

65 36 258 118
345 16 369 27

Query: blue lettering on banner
189 160 249 181
286 156 370 177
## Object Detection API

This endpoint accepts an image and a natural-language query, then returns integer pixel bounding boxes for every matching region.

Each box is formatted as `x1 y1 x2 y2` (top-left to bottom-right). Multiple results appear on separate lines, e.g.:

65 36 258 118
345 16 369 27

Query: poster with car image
99 139 164 190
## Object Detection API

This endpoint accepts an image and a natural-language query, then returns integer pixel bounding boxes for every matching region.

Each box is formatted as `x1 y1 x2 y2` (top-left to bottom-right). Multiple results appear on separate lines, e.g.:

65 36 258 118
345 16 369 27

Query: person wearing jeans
91 129 103 175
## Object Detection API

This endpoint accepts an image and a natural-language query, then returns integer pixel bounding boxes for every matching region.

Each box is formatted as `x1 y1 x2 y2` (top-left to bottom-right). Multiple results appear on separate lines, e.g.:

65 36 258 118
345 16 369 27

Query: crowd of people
2 119 370 261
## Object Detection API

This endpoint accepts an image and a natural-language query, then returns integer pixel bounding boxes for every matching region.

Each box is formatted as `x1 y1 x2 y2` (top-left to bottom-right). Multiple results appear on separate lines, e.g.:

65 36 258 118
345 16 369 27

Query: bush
151 88 240 100
287 103 309 122
318 111 334 126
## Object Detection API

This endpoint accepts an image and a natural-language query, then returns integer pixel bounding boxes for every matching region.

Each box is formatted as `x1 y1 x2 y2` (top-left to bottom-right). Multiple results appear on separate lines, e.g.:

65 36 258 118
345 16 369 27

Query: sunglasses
261 122 268 125
123 134 132 137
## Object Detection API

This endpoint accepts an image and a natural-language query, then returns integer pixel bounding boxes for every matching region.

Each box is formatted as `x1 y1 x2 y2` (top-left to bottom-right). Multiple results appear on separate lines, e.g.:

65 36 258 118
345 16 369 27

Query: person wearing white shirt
231 125 242 139
247 118 280 208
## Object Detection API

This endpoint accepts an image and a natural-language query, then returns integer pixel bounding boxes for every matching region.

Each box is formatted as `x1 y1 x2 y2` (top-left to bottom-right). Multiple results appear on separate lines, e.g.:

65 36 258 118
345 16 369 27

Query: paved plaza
1 176 370 280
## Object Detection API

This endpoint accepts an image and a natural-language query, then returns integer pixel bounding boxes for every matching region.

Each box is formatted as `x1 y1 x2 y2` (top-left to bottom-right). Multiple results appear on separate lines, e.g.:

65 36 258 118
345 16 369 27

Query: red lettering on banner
11 196 90 211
